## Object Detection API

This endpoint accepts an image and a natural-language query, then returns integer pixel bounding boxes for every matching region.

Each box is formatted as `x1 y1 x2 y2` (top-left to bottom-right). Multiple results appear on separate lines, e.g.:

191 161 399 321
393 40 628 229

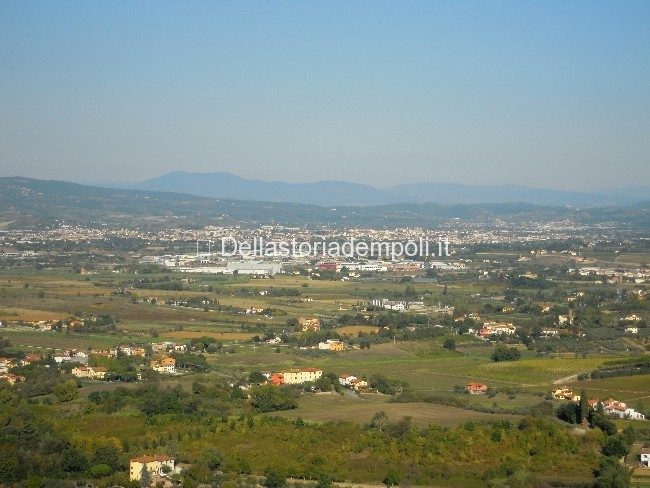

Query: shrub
89 464 112 478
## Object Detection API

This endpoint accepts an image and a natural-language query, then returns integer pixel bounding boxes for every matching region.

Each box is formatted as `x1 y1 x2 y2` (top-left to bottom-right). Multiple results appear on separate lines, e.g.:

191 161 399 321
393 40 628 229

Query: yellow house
318 340 346 351
71 366 107 379
280 368 323 384
129 454 175 480
298 317 320 331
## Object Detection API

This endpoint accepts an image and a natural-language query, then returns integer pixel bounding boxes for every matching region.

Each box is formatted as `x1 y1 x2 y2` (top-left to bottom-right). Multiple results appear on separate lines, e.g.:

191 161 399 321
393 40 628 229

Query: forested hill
0 177 648 230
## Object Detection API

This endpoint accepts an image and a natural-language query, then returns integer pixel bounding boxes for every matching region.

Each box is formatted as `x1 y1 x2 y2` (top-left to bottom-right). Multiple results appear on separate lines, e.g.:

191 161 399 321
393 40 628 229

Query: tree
249 370 267 384
60 447 87 473
53 379 78 402
442 338 456 350
383 469 401 487
579 389 588 425
602 435 630 458
89 464 112 478
594 456 631 488
370 411 388 430
140 465 152 488
315 473 332 488
250 385 298 413
203 449 223 470
590 412 617 436
93 443 120 470
556 403 580 424
264 467 286 488
490 345 521 362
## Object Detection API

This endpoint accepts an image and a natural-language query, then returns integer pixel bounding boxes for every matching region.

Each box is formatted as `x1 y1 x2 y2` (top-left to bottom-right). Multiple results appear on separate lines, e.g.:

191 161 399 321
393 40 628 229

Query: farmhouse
299 317 320 331
552 387 580 402
480 322 516 337
602 398 645 420
318 340 346 351
151 356 176 374
280 368 323 384
466 382 488 395
71 366 107 380
129 454 175 481
339 374 368 391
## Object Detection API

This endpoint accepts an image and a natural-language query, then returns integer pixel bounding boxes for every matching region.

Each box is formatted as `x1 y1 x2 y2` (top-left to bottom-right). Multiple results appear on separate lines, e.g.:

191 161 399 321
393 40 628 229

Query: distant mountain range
122 171 650 207
1 177 648 230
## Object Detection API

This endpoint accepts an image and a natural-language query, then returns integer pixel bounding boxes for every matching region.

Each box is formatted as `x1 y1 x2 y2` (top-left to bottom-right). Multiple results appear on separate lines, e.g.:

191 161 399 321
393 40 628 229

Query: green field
268 392 521 427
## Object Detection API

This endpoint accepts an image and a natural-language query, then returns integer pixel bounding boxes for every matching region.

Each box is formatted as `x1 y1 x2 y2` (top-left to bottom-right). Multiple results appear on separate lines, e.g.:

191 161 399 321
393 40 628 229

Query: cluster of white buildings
151 342 187 353
598 398 646 420
338 374 368 391
150 356 177 374
53 350 89 365
141 254 284 276
477 321 517 338
578 266 649 284
369 299 424 311
553 387 646 421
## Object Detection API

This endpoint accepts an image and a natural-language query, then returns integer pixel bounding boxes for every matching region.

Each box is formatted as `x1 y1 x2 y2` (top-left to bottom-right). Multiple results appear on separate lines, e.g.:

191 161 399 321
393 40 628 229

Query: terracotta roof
130 454 173 463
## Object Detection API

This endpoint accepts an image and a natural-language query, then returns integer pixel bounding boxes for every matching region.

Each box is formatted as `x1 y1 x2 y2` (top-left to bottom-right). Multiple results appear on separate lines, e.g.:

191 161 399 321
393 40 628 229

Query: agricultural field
0 249 647 487
268 392 521 427
567 374 650 404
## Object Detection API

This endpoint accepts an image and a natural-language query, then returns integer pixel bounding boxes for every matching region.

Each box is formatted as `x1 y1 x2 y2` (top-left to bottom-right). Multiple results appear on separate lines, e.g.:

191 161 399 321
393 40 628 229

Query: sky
1 1 649 191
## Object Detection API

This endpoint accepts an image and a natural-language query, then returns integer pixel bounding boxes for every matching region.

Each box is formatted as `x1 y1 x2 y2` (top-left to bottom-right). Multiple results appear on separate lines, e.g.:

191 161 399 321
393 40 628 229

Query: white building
641 447 650 467
150 357 176 374
603 398 646 420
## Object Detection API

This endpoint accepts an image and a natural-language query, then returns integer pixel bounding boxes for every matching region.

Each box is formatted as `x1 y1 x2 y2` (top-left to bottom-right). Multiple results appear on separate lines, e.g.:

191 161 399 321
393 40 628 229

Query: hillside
0 177 648 230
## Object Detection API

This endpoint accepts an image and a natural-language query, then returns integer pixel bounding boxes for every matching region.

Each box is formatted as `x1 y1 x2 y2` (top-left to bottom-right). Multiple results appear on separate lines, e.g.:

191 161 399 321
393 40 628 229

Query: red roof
131 454 173 463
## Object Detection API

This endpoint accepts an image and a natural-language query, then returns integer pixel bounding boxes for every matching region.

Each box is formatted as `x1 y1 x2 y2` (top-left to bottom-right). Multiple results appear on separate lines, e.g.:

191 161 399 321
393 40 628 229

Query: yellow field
0 306 69 321
161 330 257 341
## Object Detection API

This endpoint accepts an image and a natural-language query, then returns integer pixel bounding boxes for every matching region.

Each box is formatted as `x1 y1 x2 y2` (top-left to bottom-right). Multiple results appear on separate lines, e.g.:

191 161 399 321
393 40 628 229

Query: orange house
467 382 488 394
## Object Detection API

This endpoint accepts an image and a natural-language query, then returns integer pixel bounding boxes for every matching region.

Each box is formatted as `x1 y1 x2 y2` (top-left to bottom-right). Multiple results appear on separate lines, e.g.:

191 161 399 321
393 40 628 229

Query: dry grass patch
0 307 69 321
161 330 256 341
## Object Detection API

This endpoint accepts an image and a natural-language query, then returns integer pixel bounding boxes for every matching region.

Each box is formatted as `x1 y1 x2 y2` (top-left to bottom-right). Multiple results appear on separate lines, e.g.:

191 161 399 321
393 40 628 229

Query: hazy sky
1 1 649 190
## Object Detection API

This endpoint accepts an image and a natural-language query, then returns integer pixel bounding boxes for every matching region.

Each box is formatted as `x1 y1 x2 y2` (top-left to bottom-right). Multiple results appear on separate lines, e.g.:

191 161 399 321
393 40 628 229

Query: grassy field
268 392 521 427
0 306 70 321
1 266 647 423
0 328 122 350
